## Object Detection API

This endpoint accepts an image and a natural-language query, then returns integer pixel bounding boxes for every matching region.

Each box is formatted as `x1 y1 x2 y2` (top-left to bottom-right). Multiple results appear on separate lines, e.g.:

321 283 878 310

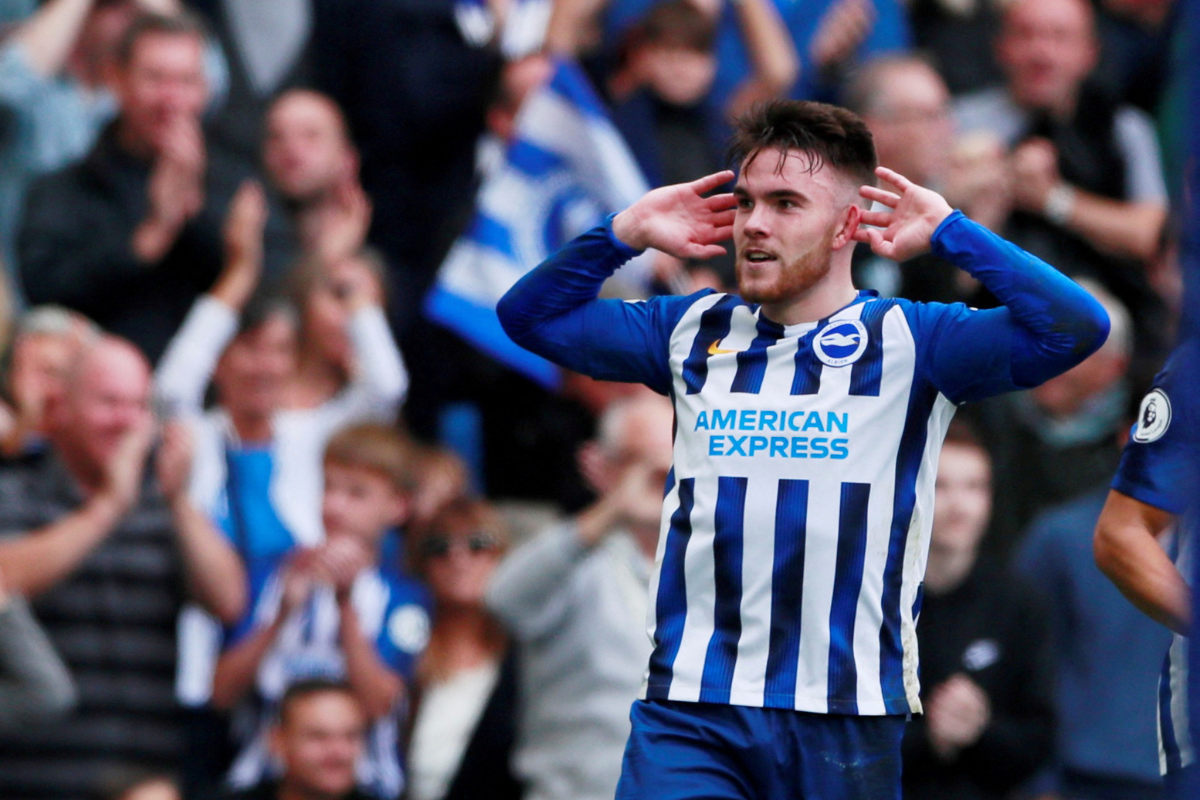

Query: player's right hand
612 171 736 260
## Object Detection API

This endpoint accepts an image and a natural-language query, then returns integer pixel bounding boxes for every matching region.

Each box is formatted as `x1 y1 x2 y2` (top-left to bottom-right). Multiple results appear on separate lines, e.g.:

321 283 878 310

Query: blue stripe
682 296 740 395
849 301 893 397
827 482 871 714
791 317 830 395
507 138 567 179
1160 650 1184 773
548 58 609 120
878 379 941 713
763 479 809 707
731 314 784 394
699 477 748 704
646 479 695 698
467 213 519 261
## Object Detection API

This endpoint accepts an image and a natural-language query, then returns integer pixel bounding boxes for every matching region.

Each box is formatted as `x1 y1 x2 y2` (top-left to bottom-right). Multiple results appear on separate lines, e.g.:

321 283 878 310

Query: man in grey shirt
487 392 673 800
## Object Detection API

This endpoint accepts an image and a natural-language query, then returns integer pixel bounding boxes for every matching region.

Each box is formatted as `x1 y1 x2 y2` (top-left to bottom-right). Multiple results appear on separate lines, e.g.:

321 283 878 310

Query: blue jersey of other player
1101 342 1198 787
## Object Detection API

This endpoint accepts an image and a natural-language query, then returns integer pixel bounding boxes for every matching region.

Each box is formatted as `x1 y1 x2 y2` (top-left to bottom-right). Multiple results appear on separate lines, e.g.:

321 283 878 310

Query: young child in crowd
212 423 431 800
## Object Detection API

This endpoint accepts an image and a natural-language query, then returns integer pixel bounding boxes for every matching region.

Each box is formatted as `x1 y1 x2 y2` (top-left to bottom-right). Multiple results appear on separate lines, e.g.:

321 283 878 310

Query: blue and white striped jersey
1112 343 1198 775
499 211 1109 718
644 291 956 715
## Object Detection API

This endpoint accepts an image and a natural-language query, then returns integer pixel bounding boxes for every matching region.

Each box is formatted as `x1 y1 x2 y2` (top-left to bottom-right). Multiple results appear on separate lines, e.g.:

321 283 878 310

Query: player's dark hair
728 100 878 189
278 678 358 726
116 11 210 67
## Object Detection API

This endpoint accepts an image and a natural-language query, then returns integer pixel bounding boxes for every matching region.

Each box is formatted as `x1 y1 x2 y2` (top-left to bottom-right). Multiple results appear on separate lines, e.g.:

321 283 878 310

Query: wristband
1043 183 1076 226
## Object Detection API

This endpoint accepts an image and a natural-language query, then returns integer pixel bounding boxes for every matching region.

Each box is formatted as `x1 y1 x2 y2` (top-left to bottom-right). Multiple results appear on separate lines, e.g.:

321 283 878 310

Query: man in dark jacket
18 11 290 364
903 421 1056 800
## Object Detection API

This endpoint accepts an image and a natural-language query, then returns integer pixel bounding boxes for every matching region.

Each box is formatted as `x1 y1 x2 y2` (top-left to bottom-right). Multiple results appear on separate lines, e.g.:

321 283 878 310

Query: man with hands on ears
499 99 1108 800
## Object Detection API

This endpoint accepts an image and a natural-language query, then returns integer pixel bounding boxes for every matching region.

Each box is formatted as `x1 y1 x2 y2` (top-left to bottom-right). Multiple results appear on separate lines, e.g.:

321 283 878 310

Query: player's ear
832 203 862 252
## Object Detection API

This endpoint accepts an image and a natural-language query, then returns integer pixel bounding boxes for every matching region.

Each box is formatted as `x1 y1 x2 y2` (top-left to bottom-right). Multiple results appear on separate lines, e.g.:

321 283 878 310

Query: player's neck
758 277 859 328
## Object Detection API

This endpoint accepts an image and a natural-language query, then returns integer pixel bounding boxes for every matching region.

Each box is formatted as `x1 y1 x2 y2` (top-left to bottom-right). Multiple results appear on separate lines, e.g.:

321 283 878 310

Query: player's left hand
853 166 954 263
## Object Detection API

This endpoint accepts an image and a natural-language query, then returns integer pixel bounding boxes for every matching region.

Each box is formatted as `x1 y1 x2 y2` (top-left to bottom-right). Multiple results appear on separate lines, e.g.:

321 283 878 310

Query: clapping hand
612 171 736 259
97 415 155 516
155 420 194 505
854 166 954 262
214 180 267 309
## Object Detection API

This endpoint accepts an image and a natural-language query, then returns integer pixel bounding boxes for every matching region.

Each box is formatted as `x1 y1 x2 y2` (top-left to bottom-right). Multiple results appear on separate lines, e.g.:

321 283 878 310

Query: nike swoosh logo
708 340 738 356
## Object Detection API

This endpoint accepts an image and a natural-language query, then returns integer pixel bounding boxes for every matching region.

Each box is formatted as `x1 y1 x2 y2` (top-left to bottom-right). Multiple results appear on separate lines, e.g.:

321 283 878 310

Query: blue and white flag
426 59 654 387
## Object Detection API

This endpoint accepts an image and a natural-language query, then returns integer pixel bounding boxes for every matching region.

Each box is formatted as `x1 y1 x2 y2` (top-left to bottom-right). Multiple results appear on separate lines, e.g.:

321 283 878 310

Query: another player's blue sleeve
497 218 710 395
904 212 1110 404
374 578 433 682
1111 343 1196 515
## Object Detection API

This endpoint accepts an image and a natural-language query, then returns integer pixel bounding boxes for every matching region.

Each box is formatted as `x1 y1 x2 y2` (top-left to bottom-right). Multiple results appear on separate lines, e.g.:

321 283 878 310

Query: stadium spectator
608 0 798 188
0 305 97 461
187 0 315 168
485 392 672 800
0 0 131 295
0 335 246 800
213 423 430 800
214 680 379 800
159 189 405 792
202 681 349 800
310 0 502 339
262 88 371 271
902 421 1055 800
953 0 1170 360
706 0 909 109
17 11 291 363
973 280 1133 562
0 567 76 730
1016 488 1169 799
407 497 520 800
846 55 1010 301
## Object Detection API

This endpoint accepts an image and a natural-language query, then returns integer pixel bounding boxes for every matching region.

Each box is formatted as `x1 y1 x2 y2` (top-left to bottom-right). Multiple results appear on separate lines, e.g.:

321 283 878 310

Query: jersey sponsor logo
1133 389 1171 443
388 604 431 654
708 339 738 356
813 320 869 367
962 639 1000 672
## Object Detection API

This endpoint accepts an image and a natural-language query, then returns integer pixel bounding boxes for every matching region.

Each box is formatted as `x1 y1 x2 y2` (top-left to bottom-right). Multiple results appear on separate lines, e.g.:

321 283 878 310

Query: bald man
486 392 675 800
0 335 246 800
263 89 369 265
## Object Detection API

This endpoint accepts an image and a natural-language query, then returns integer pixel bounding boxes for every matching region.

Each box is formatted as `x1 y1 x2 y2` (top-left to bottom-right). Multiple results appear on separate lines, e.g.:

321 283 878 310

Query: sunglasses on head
418 533 498 559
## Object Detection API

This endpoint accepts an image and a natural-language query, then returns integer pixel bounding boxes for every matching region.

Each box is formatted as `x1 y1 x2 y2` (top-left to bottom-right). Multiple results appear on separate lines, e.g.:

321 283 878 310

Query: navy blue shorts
615 699 906 800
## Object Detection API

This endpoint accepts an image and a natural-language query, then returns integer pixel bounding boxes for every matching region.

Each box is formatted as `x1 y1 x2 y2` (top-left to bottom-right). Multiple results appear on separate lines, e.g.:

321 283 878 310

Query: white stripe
728 476 780 705
667 474 720 702
794 474 839 712
640 478 682 697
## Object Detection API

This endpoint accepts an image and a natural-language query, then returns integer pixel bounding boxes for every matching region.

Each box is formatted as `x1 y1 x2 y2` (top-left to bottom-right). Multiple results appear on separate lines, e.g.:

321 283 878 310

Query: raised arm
856 166 1109 403
725 0 801 117
497 171 736 393
155 181 264 415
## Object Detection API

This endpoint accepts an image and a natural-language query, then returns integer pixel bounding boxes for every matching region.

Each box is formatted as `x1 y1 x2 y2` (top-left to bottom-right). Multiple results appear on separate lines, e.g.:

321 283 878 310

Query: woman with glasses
406 498 522 800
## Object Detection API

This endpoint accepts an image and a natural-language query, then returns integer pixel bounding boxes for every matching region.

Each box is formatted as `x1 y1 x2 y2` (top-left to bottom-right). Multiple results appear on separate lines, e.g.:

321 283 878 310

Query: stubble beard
736 227 836 305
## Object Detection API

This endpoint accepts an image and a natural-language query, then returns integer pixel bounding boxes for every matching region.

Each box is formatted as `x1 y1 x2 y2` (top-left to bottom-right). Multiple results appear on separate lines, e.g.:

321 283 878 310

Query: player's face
733 149 857 308
931 443 992 557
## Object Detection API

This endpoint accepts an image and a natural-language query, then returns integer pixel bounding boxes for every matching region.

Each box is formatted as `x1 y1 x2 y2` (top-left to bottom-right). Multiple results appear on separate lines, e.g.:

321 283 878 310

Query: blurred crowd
0 0 1183 799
